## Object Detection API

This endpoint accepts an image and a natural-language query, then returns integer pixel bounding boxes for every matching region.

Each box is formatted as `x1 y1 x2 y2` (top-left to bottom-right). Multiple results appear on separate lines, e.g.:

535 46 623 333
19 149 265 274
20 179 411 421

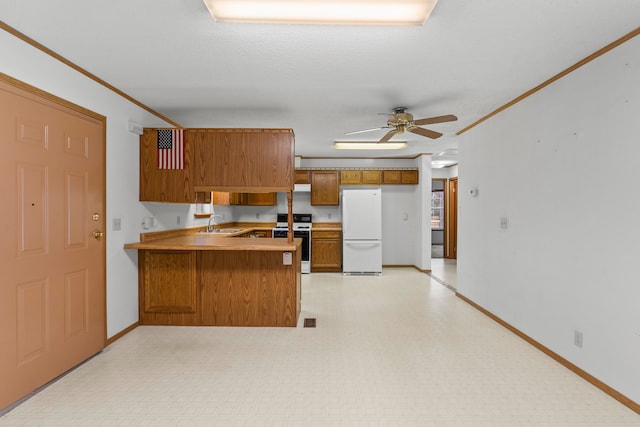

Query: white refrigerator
342 188 382 275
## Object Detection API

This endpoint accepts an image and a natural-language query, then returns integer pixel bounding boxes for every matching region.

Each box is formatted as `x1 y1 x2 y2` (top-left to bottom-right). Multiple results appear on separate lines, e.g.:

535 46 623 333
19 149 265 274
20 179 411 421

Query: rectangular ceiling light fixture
203 0 438 26
334 141 408 150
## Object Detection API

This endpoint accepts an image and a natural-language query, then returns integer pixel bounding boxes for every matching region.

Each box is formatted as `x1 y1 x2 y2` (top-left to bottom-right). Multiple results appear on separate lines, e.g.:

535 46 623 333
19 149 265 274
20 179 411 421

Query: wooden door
0 76 106 409
446 178 458 259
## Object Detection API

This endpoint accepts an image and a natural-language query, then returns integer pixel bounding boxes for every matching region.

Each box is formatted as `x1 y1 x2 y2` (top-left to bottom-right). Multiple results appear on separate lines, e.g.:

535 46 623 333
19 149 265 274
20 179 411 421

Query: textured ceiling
2 1 639 160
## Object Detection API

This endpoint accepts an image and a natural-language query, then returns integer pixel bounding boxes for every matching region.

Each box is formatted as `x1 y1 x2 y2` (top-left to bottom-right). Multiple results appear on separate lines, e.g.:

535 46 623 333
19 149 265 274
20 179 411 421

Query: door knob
92 230 104 240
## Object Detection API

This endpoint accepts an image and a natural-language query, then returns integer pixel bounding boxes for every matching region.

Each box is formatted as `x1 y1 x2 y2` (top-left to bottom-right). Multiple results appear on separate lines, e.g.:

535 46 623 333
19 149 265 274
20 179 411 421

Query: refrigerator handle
342 195 346 234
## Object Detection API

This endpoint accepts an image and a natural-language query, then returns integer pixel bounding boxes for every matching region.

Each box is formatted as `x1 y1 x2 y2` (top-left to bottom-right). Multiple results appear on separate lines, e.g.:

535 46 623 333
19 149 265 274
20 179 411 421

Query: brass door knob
92 230 104 240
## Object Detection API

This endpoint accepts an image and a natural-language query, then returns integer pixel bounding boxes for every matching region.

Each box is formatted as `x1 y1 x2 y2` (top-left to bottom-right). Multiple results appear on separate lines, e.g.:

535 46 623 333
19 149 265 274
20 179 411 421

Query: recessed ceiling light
203 0 438 26
334 141 408 150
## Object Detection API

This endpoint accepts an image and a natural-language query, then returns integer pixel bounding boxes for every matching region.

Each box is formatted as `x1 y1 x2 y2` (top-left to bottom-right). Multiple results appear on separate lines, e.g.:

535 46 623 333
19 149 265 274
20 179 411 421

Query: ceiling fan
346 107 458 143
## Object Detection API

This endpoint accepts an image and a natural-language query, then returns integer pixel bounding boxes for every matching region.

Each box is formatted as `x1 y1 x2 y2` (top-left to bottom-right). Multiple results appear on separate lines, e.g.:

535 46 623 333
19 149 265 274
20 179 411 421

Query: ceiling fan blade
344 126 389 135
409 126 443 139
380 130 397 142
413 114 458 126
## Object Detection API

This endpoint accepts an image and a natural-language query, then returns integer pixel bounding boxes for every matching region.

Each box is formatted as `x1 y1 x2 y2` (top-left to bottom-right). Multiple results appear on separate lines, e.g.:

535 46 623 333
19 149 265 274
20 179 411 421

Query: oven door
294 230 310 262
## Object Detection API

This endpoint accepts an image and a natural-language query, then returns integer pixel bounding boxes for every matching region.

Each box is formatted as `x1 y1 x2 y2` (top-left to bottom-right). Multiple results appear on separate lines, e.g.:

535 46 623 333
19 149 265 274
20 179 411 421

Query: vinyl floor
1 267 638 426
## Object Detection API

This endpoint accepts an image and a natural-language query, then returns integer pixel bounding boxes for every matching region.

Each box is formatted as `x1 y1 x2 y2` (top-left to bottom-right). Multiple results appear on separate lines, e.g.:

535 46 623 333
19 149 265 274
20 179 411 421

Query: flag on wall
157 129 184 169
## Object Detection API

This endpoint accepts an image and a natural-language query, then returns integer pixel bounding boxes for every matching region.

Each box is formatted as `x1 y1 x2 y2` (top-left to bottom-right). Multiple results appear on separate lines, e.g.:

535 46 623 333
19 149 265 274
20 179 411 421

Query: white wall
457 35 640 403
0 30 208 338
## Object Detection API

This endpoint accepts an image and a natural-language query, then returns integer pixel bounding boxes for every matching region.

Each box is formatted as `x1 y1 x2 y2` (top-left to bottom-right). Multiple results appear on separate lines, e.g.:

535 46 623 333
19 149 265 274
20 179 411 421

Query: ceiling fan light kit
334 141 408 150
203 0 438 26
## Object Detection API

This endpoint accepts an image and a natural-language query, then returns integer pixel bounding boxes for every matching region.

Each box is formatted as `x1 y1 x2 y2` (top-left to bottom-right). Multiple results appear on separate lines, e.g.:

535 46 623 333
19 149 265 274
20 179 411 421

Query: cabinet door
194 129 294 191
311 231 342 272
139 129 195 203
246 192 277 206
382 170 402 184
212 192 230 205
361 170 382 185
295 170 310 184
401 170 419 184
311 171 340 205
340 170 362 185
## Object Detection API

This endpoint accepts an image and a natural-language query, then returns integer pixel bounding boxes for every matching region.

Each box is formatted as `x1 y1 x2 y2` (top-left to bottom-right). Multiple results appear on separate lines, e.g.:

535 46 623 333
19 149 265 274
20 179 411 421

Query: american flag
157 129 184 169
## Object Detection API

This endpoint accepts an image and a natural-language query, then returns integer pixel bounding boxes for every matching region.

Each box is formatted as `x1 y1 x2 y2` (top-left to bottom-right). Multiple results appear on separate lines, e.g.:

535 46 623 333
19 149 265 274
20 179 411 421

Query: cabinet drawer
313 230 341 239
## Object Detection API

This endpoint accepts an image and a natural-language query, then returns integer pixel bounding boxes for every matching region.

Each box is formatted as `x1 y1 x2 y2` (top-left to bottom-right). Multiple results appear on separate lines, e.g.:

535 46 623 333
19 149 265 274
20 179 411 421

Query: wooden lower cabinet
138 248 301 326
311 230 342 272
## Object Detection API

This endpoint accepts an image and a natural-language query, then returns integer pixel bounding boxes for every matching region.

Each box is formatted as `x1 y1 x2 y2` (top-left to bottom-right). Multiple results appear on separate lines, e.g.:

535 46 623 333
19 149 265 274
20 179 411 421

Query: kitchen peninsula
130 127 300 327
125 228 302 327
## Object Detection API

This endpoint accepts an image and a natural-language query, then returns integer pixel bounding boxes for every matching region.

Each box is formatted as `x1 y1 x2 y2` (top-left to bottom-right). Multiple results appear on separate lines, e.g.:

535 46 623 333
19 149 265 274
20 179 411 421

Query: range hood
293 184 311 192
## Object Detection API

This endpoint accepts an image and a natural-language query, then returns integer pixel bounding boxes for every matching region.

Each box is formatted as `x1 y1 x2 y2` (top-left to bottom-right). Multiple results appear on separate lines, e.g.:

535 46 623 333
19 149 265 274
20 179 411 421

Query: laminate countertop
124 234 301 251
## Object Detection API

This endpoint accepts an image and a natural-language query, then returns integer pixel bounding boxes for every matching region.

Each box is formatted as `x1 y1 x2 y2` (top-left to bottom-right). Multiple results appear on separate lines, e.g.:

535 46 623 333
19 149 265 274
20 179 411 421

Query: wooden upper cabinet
382 170 402 184
361 170 382 185
245 192 277 206
401 170 419 184
340 170 361 185
311 170 340 205
212 191 276 206
139 129 195 203
193 128 295 192
382 170 418 184
295 170 310 184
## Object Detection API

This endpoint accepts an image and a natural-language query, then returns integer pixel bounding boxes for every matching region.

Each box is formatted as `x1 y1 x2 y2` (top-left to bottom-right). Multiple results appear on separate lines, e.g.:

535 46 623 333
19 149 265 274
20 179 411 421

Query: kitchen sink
199 229 242 234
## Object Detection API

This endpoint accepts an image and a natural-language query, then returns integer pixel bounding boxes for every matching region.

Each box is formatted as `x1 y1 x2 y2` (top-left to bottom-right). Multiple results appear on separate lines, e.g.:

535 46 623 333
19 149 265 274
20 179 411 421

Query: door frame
445 178 458 259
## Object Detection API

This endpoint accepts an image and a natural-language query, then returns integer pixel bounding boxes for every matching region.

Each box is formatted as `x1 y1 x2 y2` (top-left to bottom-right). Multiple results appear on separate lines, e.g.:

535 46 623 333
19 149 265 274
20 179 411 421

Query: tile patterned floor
1 268 638 426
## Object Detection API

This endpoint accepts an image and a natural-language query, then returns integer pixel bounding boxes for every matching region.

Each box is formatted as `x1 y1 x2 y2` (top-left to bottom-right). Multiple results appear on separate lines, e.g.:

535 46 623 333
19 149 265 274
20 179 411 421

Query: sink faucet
207 214 224 232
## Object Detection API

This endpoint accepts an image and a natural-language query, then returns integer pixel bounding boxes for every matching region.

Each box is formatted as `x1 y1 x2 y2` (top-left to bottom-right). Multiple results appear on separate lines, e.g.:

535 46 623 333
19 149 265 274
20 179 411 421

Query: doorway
0 74 106 409
431 179 446 258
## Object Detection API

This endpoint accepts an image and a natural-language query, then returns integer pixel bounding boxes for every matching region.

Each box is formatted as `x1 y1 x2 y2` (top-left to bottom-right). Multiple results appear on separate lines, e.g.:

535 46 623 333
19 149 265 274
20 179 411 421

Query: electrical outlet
112 217 122 231
142 216 155 229
256 213 260 219
177 215 181 225
283 252 292 265
328 213 332 219
574 330 583 348
500 217 508 229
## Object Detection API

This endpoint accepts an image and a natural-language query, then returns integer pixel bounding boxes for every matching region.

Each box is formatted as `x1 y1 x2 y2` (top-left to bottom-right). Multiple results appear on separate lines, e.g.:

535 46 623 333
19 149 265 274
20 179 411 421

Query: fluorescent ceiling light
334 141 407 150
431 160 457 168
203 0 438 26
